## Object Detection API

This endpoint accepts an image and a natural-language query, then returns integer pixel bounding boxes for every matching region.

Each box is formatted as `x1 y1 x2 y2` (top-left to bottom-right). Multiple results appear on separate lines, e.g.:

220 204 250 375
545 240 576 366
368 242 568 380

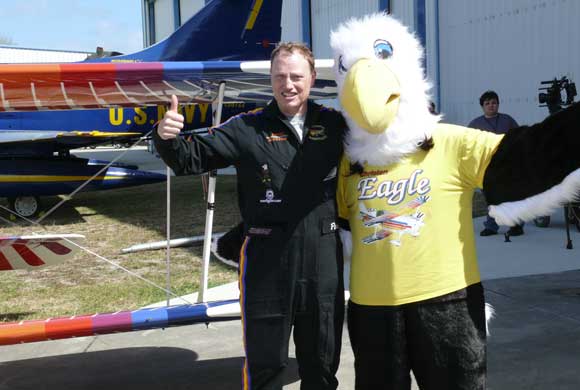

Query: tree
0 35 15 45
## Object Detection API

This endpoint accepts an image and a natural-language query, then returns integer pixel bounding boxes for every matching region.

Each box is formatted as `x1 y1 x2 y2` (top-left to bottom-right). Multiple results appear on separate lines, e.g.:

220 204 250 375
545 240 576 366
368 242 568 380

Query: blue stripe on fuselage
0 106 212 132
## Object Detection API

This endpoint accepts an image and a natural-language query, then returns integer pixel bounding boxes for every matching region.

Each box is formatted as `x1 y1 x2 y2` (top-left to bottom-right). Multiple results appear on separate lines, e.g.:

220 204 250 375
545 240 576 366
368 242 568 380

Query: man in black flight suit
154 42 346 390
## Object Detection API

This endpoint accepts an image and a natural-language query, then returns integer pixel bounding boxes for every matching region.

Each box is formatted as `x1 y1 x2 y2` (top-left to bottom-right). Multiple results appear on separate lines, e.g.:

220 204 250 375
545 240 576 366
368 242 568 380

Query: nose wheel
9 196 41 218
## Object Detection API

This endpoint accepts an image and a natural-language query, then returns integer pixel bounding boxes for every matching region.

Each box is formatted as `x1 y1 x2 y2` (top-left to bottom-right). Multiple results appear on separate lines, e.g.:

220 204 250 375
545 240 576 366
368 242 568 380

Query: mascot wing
484 104 580 226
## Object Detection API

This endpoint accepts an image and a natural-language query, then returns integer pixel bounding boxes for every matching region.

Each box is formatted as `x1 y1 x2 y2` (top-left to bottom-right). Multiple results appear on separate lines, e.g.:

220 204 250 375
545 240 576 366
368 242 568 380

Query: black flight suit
153 100 346 390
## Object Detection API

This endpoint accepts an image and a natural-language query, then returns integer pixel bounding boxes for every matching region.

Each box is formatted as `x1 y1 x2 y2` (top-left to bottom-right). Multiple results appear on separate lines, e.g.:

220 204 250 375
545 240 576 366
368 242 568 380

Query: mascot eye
374 39 393 59
338 55 348 74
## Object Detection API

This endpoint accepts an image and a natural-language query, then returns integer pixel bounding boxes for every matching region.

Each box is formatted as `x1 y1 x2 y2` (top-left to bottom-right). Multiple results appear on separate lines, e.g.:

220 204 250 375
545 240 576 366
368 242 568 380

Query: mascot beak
340 58 401 134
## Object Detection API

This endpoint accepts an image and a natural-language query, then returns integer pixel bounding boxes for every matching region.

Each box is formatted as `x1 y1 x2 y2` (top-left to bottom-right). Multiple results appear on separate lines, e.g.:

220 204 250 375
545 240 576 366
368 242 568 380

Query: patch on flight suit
321 218 338 234
265 132 288 143
247 227 274 236
259 189 282 204
307 125 327 141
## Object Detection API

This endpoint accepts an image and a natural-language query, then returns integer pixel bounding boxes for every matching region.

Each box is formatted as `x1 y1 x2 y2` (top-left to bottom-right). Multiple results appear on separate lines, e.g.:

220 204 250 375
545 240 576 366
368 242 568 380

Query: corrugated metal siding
390 0 415 28
439 0 580 126
310 0 380 58
0 47 89 63
424 0 439 108
281 0 303 43
179 0 205 25
154 0 174 43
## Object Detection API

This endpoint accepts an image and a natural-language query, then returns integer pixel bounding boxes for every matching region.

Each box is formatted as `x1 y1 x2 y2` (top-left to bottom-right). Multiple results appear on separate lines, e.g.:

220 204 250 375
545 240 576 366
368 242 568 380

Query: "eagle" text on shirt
357 169 431 205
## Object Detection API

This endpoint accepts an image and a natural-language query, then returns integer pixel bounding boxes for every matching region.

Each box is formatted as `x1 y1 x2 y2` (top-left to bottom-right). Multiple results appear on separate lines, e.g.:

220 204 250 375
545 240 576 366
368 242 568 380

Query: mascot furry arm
484 106 580 225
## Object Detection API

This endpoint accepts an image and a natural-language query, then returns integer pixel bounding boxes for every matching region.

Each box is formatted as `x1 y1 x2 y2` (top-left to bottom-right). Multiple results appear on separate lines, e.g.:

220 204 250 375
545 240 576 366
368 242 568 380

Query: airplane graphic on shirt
359 195 429 246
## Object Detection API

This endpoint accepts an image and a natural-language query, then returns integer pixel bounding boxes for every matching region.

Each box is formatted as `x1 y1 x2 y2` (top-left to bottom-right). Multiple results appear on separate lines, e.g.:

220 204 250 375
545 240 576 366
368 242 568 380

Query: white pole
198 81 226 303
166 165 171 306
121 232 225 254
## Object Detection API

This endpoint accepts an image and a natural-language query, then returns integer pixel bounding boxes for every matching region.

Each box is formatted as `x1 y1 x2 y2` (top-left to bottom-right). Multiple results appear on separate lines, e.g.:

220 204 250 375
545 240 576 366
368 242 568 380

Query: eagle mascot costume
331 12 580 390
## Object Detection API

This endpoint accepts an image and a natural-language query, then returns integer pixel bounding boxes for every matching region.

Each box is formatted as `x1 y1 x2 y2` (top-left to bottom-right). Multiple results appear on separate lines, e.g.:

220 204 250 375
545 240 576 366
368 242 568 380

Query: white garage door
438 0 580 126
310 0 382 58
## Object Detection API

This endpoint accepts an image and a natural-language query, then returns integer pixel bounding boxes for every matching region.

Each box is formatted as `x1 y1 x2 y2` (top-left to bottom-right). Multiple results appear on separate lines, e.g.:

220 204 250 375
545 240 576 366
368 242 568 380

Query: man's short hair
270 42 315 74
479 90 499 106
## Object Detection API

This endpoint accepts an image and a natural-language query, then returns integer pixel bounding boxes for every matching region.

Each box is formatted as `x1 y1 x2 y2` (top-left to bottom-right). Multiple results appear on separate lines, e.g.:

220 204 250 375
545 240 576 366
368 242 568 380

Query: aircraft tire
9 196 41 218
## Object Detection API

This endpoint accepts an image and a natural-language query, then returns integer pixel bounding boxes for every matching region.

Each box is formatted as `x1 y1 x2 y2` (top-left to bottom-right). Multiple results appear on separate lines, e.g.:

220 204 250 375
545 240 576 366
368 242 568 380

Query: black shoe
507 225 524 236
480 228 497 237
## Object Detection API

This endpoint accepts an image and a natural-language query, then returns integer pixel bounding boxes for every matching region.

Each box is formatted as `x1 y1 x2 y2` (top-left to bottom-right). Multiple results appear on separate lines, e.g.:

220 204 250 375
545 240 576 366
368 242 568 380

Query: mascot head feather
330 12 440 166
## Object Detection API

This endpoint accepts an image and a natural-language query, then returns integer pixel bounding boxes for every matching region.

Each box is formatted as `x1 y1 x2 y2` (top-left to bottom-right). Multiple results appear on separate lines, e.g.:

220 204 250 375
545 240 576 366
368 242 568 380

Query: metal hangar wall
141 0 580 126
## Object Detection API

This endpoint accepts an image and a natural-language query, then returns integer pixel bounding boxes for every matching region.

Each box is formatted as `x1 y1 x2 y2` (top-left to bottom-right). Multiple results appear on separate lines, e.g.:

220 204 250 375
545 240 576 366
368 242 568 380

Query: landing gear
570 206 580 231
8 196 41 218
564 205 580 250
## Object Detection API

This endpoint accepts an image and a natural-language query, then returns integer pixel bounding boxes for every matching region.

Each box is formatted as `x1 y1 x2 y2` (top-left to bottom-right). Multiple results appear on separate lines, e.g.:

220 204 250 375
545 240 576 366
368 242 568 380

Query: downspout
379 0 389 12
173 0 181 29
302 0 312 48
435 0 441 110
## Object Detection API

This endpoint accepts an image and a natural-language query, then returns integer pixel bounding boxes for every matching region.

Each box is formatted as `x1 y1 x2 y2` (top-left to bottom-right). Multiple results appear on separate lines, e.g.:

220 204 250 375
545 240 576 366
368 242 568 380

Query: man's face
270 51 315 117
482 98 499 117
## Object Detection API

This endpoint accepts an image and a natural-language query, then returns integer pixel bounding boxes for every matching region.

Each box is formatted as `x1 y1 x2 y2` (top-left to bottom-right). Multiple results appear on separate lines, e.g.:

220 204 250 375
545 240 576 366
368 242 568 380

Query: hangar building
141 0 579 126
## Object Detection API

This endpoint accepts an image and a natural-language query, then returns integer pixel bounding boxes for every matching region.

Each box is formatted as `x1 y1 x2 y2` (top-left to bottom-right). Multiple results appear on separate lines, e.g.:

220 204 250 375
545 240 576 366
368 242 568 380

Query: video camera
538 76 577 114
535 76 580 239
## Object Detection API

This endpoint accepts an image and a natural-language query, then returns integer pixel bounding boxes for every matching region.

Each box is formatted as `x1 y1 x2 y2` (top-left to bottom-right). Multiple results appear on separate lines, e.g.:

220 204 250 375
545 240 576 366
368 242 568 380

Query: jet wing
0 299 241 345
0 60 337 112
0 234 85 271
0 129 145 156
0 130 141 144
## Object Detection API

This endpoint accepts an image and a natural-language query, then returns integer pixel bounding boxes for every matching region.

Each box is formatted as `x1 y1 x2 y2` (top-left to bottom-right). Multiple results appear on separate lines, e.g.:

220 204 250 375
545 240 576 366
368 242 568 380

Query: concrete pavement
477 211 580 389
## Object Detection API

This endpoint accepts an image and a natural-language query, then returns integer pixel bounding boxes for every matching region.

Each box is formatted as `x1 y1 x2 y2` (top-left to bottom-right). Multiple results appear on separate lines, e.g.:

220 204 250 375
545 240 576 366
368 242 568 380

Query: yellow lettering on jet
134 107 147 125
109 108 123 126
157 105 168 121
184 104 196 124
156 103 209 125
199 104 209 124
226 103 241 109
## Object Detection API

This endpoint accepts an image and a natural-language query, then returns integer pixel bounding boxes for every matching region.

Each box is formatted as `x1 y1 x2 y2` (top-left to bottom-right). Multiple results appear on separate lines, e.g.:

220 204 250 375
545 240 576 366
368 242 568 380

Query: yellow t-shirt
338 124 503 305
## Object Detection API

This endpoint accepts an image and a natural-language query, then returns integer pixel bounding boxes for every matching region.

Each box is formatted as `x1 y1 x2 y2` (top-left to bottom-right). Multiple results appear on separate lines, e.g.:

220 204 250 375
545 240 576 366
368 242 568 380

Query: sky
0 0 143 54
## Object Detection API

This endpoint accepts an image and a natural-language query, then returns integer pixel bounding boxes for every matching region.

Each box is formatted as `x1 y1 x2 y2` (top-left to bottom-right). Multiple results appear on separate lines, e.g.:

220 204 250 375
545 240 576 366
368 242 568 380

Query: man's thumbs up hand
157 95 184 140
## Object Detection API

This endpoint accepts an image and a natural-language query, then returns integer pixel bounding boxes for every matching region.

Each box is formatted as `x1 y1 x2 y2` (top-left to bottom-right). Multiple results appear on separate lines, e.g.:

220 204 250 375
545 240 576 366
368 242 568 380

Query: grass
0 175 489 323
0 175 240 322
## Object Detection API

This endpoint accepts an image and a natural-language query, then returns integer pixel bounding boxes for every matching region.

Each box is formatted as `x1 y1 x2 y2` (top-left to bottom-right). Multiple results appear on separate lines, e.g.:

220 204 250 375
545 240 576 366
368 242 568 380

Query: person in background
469 90 524 236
